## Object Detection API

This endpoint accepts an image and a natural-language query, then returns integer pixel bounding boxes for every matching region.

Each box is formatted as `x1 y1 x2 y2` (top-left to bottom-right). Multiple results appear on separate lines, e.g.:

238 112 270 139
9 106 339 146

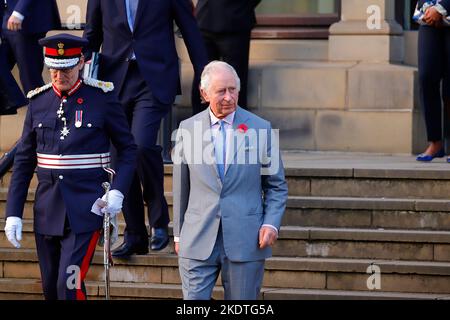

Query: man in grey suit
172 61 288 300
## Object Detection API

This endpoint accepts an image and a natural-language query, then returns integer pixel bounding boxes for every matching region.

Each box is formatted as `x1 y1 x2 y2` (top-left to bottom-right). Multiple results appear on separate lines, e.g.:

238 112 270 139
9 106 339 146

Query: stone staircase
1 152 450 300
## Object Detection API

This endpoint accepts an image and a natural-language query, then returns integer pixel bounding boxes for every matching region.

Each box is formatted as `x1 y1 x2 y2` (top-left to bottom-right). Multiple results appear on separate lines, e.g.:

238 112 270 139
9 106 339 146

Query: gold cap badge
57 42 65 56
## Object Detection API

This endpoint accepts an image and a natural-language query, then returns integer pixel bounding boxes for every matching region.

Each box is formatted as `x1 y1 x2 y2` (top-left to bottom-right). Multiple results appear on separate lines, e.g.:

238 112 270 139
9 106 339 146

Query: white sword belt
36 152 111 170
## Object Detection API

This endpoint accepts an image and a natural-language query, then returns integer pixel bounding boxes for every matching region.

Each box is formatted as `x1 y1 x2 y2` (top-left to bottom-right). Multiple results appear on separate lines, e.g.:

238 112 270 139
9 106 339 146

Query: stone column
329 0 404 62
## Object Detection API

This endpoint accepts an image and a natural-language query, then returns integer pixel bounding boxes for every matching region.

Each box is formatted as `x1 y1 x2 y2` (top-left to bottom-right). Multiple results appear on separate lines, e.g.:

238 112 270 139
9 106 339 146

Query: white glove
91 189 124 217
4 216 22 248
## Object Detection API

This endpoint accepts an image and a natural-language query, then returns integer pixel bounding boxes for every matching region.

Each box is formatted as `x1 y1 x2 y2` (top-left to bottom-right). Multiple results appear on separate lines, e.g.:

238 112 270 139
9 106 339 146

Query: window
253 0 341 39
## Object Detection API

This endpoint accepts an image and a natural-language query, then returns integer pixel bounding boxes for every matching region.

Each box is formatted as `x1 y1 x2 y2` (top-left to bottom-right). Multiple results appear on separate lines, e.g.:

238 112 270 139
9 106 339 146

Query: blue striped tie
215 120 226 182
126 0 139 31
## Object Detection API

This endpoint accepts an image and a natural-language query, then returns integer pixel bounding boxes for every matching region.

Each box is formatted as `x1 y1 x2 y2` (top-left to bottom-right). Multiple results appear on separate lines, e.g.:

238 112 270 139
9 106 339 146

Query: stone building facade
0 0 425 154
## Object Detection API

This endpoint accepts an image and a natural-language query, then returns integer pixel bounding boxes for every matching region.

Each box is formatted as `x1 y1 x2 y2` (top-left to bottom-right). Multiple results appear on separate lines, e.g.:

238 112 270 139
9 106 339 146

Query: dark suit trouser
2 30 46 93
117 61 170 245
418 25 450 142
35 228 100 300
200 30 251 110
0 42 27 113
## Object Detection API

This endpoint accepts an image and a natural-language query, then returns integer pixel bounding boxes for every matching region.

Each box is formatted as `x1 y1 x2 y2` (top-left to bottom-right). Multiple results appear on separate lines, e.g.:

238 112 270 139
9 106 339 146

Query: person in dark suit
3 34 137 300
0 43 27 115
415 0 450 161
0 2 26 115
84 0 208 256
1 0 60 94
194 0 261 113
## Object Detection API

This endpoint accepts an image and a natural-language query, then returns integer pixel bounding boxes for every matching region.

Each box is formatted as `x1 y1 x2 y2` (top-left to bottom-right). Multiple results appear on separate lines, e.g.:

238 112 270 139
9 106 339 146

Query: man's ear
78 55 85 71
200 88 209 103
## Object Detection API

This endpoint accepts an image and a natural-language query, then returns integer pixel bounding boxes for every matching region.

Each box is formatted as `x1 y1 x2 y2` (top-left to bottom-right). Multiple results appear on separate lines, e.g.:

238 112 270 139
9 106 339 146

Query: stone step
0 277 238 300
0 166 173 194
0 218 178 250
282 153 450 199
6 161 450 202
275 226 450 261
0 278 104 300
2 220 450 261
3 249 450 295
0 191 174 222
2 277 450 300
286 168 450 199
285 196 450 230
4 189 450 232
5 248 450 276
264 288 450 300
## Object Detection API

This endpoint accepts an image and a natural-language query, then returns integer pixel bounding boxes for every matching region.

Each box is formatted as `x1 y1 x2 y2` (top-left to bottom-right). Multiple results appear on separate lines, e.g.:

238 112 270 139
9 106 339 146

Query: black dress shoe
112 241 149 258
150 227 169 251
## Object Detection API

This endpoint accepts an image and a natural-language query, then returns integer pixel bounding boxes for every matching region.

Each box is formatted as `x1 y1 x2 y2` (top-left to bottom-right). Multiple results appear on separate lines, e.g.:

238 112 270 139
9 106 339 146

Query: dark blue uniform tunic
5 79 137 299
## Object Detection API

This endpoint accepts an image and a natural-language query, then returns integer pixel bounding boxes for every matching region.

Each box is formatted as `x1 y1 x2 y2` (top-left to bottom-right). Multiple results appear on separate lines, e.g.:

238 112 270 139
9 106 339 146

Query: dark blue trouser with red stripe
35 229 100 300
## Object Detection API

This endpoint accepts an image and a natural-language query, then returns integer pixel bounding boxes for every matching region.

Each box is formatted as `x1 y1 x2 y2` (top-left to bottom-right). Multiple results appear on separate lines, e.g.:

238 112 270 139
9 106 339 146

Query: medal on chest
53 79 83 140
75 110 83 128
57 97 69 140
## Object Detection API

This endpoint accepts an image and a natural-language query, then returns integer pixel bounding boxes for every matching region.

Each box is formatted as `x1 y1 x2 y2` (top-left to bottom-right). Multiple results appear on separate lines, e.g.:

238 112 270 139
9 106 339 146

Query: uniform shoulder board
26 83 52 99
83 77 114 93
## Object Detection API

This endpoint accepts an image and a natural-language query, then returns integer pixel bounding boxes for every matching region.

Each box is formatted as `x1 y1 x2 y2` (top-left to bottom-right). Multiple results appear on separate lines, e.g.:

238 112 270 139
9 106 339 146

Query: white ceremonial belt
37 152 111 169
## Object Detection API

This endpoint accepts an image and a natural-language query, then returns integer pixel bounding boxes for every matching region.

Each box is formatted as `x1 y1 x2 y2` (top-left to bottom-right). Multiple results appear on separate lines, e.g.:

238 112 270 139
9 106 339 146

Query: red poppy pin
77 98 84 105
237 123 248 133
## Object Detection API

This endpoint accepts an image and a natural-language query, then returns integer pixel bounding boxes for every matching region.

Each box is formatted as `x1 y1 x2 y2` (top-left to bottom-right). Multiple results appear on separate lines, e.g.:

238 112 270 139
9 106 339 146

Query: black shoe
112 241 149 258
150 227 169 251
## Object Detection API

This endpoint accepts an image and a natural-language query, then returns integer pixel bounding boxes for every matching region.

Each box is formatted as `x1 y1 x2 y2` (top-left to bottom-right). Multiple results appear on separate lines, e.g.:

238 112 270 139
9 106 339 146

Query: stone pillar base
329 34 404 62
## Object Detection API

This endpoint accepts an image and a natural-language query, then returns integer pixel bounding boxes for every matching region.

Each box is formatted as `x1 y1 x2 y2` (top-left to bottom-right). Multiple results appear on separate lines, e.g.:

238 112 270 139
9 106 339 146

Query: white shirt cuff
434 4 448 17
262 224 278 236
12 11 25 21
174 236 180 243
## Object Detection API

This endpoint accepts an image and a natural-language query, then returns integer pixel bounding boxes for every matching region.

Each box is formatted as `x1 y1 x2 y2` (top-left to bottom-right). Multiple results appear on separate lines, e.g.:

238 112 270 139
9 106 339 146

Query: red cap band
45 47 82 57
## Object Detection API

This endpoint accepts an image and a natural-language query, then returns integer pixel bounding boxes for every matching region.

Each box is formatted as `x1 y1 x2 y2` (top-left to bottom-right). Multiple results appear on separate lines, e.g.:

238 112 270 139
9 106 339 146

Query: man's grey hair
200 61 241 93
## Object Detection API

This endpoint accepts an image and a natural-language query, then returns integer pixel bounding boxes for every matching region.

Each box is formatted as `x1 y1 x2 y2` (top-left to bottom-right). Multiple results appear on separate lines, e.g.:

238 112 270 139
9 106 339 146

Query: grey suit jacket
172 107 288 262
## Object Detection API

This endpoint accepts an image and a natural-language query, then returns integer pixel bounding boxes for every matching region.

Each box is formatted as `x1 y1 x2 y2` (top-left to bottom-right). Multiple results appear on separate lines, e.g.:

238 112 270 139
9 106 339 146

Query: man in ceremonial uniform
3 33 137 300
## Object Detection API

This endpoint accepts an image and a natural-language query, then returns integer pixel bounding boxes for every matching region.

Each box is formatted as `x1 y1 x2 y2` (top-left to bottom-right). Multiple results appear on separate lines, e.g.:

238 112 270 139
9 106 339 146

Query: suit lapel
195 0 207 14
117 0 131 33
133 0 148 31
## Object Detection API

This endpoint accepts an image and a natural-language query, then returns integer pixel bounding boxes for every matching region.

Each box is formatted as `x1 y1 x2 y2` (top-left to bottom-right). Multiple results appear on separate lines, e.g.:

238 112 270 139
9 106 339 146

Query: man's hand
424 7 443 26
91 189 124 217
259 226 277 249
4 216 22 248
174 242 179 255
7 15 23 31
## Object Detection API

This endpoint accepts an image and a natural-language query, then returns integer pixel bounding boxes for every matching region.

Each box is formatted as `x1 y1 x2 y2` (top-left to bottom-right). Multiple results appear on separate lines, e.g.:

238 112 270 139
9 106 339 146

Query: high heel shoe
416 149 445 162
